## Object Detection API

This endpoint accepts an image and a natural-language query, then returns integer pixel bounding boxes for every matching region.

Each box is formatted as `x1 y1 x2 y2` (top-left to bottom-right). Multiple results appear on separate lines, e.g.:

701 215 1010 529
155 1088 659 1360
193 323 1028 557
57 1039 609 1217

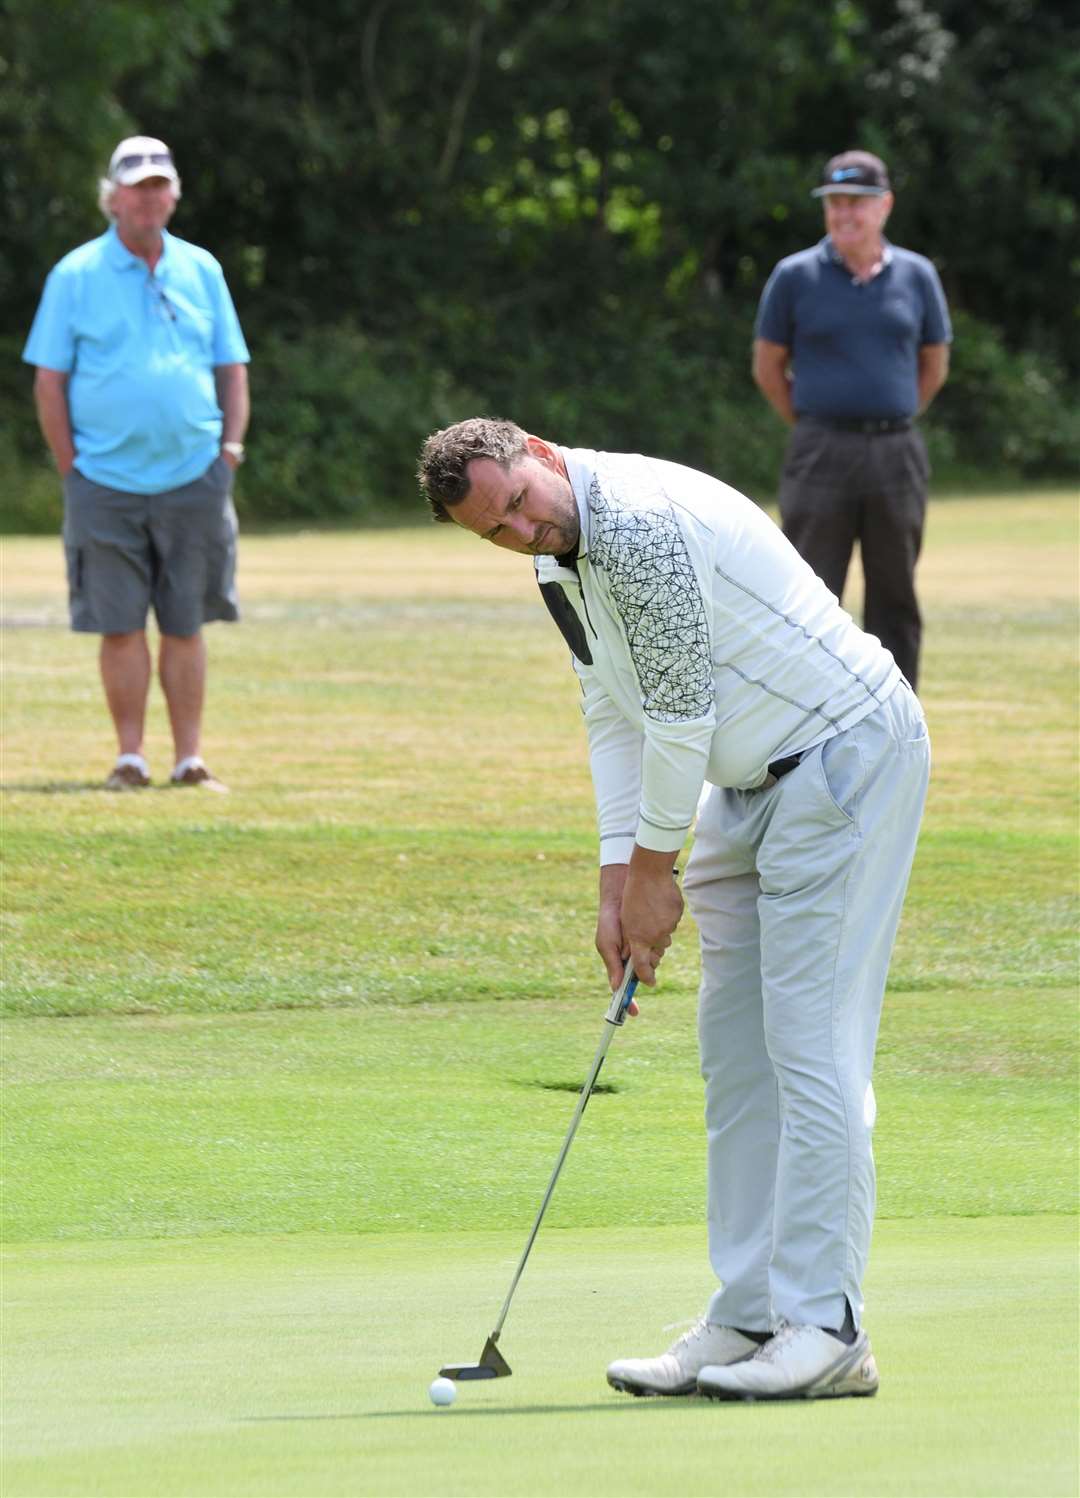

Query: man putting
417 419 930 1402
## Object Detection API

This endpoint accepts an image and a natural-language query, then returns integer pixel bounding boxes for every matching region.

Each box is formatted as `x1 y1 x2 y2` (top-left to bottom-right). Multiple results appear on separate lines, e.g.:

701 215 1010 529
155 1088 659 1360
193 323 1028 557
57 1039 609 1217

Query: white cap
108 136 179 187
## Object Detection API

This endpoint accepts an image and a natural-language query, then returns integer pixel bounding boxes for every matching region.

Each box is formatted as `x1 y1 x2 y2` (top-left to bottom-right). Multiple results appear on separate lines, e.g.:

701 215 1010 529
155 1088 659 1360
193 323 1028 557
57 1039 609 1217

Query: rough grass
2 492 1076 1019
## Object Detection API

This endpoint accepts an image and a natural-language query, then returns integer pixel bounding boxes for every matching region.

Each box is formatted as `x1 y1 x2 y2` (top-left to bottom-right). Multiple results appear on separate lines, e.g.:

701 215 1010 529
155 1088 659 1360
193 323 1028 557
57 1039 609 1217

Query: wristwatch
222 442 246 463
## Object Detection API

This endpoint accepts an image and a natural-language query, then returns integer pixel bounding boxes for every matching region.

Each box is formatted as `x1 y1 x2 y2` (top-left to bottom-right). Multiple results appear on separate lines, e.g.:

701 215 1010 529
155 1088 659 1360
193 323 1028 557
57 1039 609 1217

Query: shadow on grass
1 781 105 795
243 1400 725 1421
1 782 205 795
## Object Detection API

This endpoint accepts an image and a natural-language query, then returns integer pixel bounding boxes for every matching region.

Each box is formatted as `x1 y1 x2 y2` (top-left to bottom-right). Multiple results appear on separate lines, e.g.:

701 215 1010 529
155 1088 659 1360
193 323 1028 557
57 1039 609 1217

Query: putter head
439 1335 513 1381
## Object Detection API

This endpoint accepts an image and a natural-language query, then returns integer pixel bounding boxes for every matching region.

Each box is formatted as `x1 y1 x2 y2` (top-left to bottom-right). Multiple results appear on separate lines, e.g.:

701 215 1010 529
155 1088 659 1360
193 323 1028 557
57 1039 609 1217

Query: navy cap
812 151 891 198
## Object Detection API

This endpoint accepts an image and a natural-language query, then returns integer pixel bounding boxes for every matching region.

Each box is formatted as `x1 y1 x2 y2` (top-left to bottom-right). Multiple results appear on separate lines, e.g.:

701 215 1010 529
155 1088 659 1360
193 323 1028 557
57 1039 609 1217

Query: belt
803 415 912 434
767 752 804 781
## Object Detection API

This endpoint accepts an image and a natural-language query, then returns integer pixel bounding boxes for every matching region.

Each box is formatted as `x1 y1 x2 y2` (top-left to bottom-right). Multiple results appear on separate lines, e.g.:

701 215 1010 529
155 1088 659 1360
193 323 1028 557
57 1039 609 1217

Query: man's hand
596 863 638 1011
621 847 683 987
751 339 796 426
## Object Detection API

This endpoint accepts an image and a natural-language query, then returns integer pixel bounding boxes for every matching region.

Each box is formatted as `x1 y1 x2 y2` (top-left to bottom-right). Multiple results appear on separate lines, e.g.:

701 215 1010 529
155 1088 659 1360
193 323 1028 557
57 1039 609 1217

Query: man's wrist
599 862 629 902
222 441 246 463
629 845 680 879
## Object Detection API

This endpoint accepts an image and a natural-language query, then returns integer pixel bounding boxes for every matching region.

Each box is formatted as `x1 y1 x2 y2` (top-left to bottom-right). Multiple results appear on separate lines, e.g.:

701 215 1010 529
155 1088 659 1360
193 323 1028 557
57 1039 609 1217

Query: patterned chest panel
587 473 713 724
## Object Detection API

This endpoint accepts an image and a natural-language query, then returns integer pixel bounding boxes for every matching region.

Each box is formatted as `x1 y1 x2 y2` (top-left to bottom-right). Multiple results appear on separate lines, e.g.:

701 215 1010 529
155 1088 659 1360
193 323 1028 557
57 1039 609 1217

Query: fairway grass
2 996 1074 1242
3 1219 1076 1497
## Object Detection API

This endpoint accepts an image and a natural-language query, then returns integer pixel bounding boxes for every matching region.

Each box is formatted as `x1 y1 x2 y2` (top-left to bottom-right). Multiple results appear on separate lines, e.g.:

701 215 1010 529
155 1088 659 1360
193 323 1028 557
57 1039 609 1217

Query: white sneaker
607 1318 760 1397
697 1322 879 1401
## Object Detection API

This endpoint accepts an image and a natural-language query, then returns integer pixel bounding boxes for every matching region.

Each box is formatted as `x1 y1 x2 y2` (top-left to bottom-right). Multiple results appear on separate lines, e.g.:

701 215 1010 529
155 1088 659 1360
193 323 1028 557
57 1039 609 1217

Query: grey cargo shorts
62 457 240 637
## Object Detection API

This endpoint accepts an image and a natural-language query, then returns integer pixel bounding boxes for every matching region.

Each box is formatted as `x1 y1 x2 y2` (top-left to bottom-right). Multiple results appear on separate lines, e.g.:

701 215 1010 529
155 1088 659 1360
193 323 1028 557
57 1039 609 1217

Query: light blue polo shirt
754 237 952 421
22 225 250 494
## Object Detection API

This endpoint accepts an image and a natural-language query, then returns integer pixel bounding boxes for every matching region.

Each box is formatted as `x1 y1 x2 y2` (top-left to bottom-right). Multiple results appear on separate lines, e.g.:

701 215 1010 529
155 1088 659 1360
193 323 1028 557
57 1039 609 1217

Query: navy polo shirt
754 237 951 421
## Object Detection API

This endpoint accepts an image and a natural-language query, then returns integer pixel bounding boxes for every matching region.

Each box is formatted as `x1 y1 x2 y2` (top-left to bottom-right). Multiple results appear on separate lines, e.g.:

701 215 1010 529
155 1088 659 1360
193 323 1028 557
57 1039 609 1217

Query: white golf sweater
535 448 901 864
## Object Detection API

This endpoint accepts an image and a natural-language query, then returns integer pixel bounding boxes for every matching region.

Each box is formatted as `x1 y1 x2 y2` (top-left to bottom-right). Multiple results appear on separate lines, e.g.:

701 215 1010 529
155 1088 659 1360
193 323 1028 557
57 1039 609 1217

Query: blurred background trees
2 0 1077 527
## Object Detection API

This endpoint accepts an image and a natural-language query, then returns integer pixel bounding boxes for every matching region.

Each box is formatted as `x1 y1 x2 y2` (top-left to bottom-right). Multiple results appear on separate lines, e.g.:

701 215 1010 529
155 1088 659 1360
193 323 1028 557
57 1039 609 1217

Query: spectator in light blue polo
23 135 251 792
752 150 951 691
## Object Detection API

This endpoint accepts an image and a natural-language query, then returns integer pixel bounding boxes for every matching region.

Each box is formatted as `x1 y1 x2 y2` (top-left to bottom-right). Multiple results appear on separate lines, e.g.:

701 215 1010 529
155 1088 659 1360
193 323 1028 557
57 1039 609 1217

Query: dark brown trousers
778 420 930 689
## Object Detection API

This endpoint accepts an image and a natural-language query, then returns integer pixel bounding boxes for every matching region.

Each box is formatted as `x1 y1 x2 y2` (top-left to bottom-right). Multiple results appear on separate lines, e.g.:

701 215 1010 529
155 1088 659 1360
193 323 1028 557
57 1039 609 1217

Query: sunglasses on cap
113 152 174 174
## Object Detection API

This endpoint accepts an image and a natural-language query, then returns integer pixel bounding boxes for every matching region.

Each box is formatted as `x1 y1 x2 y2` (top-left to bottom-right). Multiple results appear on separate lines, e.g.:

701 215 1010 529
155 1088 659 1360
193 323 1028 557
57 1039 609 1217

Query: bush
2 309 1075 534
935 311 1080 478
0 430 62 534
240 327 481 524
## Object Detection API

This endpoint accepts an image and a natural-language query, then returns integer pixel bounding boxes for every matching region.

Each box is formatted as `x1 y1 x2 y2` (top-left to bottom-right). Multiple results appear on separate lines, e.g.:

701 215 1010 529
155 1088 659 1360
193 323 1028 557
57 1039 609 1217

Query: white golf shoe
607 1318 760 1397
697 1321 879 1401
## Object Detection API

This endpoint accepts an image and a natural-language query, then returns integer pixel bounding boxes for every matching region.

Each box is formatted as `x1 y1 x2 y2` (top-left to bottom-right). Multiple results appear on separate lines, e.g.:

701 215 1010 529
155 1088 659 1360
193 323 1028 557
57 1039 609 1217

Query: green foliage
240 326 480 521
937 311 1080 476
3 0 1078 526
0 435 60 534
0 0 230 317
0 335 60 532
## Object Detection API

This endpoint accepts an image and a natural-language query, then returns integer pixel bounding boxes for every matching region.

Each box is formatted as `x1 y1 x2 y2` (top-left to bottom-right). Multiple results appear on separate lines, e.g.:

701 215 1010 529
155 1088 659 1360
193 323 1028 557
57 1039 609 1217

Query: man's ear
526 434 558 470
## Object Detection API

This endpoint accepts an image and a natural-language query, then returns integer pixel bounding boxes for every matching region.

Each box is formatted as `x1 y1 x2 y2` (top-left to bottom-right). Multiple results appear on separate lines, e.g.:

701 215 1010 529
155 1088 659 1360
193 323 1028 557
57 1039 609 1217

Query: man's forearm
215 364 250 445
752 341 796 426
32 374 75 474
917 344 949 413
917 371 946 412
755 369 796 425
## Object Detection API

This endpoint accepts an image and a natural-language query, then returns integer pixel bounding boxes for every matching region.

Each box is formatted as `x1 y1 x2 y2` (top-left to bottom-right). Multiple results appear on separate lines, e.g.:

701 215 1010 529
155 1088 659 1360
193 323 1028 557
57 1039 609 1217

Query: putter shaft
491 962 638 1341
438 964 638 1382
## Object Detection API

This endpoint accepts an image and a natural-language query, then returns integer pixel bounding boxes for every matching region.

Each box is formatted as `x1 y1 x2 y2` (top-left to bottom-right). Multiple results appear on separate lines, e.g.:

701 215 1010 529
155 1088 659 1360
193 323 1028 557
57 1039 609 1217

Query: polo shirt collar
819 235 894 269
104 223 172 271
557 445 592 564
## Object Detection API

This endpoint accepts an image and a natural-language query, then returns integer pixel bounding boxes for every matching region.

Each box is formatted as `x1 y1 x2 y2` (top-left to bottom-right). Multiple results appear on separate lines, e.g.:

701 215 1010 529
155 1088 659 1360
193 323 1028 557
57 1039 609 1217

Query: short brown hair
417 417 530 523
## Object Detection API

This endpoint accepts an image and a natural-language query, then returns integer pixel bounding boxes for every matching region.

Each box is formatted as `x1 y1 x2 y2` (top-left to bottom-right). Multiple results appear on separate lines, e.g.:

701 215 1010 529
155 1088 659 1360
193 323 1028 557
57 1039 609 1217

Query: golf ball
429 1377 457 1407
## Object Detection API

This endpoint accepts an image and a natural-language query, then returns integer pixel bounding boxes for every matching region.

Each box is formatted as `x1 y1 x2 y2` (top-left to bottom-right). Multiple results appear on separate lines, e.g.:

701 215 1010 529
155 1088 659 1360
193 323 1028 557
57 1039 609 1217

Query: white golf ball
428 1377 457 1407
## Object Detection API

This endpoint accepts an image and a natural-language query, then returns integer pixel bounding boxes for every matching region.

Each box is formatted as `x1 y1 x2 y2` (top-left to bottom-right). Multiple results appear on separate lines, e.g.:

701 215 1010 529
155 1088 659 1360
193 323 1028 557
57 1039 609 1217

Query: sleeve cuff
599 835 636 866
634 818 690 854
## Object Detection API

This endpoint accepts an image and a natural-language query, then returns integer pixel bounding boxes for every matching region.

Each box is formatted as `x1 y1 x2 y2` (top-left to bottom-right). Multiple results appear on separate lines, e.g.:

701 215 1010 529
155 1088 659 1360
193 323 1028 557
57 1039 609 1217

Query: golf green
3 1217 1075 1496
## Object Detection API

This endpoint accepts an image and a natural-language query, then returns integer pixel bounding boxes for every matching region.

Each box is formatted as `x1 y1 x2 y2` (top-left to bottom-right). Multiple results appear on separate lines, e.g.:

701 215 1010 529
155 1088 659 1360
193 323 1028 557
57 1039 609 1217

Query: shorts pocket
64 543 84 597
206 455 232 488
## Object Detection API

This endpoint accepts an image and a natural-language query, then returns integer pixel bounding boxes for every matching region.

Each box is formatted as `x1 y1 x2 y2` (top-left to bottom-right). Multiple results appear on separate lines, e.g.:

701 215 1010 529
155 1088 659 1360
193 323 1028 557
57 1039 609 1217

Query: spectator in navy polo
22 136 250 792
752 151 951 690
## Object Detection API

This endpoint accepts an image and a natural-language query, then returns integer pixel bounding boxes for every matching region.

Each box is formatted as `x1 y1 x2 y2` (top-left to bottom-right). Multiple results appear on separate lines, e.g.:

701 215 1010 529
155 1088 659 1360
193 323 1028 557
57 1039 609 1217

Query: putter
439 961 639 1381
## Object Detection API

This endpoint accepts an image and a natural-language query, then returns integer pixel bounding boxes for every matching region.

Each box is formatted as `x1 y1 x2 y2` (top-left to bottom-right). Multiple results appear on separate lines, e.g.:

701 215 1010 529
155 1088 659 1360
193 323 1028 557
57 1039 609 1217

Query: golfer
418 418 930 1402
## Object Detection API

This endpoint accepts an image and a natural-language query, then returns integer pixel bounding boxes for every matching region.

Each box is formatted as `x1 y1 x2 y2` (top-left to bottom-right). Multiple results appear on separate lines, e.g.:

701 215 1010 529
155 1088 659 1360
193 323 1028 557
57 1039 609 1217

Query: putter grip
605 965 638 1026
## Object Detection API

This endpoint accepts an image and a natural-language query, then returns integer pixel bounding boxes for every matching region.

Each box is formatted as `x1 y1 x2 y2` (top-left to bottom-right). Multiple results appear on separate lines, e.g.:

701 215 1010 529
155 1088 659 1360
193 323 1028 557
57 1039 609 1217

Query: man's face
112 178 177 241
823 191 893 255
451 438 581 556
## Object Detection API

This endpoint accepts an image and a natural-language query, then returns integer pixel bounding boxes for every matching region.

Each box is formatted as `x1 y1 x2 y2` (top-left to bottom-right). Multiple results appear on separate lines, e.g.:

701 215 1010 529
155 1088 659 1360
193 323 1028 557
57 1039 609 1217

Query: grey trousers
778 421 930 689
683 685 930 1333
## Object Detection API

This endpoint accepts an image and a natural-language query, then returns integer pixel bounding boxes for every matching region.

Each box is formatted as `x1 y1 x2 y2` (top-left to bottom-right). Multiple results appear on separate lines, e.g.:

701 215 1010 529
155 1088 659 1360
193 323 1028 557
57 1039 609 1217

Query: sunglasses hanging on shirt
148 277 176 321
